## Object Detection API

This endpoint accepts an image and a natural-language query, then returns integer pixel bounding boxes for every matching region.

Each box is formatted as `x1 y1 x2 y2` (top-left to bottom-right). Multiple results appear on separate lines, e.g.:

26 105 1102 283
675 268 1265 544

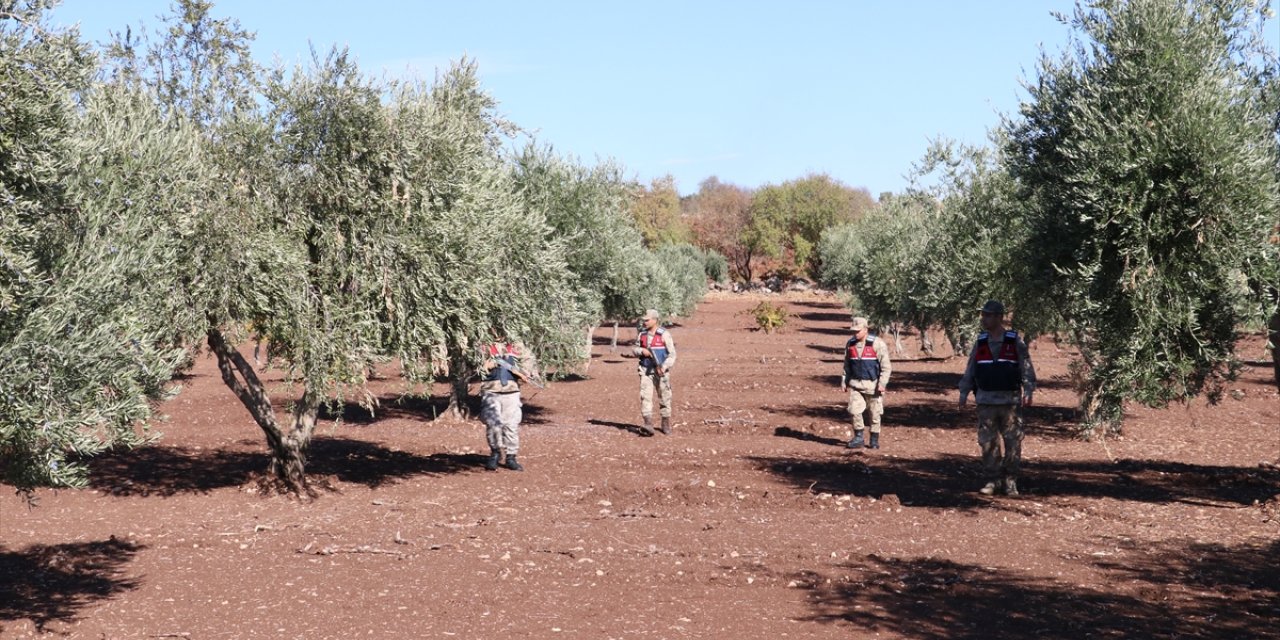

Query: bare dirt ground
3 293 1279 639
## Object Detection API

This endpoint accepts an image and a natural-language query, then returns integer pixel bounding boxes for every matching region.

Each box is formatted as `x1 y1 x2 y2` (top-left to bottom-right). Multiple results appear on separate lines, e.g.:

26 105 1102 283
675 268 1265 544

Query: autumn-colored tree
745 173 874 280
687 176 754 281
631 175 690 247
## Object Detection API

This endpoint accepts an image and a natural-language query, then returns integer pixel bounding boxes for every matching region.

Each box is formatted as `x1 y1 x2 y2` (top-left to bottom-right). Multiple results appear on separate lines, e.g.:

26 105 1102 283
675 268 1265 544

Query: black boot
660 416 671 435
847 430 865 448
868 432 880 449
485 449 501 471
504 455 524 472
641 415 655 436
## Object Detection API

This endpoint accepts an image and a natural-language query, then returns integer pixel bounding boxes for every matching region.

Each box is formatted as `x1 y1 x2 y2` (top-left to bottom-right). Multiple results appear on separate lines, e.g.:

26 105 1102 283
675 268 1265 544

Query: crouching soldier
958 300 1036 495
480 339 536 471
634 309 677 435
841 316 891 449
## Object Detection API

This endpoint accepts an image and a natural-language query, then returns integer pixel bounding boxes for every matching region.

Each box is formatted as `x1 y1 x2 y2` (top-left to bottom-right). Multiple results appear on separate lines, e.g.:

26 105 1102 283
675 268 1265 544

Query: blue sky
51 1 1280 196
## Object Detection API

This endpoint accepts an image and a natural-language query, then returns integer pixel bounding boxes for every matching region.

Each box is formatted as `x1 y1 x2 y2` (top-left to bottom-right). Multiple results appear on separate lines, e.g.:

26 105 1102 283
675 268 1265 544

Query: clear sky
49 1 1280 196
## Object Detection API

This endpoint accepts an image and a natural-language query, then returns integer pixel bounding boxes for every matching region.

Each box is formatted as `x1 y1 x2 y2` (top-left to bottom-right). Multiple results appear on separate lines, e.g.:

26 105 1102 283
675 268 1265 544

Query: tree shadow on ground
805 342 842 357
777 395 1079 440
1092 537 1280 628
86 437 484 497
592 333 633 347
777 398 971 431
750 453 1280 509
749 453 987 509
1031 458 1280 506
800 326 854 337
846 368 1074 394
774 426 847 448
808 373 843 387
891 370 962 395
777 401 848 424
792 547 1277 640
587 419 653 438
0 538 143 632
795 310 851 323
788 299 845 309
317 394 549 426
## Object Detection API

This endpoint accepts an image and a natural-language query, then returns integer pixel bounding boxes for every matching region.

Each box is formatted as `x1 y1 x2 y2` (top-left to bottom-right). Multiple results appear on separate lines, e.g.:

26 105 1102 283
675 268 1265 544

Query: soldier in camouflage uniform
841 316 892 449
958 300 1036 495
634 309 677 436
480 339 536 471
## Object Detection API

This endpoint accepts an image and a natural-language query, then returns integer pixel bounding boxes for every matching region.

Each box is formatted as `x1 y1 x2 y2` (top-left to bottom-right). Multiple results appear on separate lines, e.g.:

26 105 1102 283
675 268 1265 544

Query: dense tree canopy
1005 0 1280 432
0 5 205 490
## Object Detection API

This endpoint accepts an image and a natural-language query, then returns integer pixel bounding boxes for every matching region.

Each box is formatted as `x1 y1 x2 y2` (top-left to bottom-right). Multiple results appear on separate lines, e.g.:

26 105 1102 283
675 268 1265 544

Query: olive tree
386 64 587 416
817 137 1036 359
1005 0 1280 434
817 195 938 353
514 147 652 364
654 243 712 316
0 4 203 492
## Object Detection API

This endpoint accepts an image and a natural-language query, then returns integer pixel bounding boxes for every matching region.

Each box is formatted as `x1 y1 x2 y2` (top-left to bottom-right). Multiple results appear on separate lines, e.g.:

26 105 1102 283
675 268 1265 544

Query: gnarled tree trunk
944 326 970 358
207 328 319 496
445 353 472 420
888 323 906 357
916 323 934 357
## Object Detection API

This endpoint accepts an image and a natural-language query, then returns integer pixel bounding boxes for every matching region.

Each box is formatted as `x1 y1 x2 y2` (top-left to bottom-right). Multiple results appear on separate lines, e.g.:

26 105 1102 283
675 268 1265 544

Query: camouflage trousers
481 391 522 455
847 389 883 434
639 369 673 418
977 403 1023 480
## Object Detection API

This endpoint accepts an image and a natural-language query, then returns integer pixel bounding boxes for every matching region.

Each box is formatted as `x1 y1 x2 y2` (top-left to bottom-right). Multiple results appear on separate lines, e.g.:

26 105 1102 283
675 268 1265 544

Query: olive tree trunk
207 328 320 496
1269 305 1280 391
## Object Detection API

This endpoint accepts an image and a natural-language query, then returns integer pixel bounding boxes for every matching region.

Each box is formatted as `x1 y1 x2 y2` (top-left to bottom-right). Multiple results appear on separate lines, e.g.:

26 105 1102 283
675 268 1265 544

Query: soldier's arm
479 345 497 373
1019 338 1036 403
958 346 978 405
876 341 891 390
841 343 853 388
661 331 677 370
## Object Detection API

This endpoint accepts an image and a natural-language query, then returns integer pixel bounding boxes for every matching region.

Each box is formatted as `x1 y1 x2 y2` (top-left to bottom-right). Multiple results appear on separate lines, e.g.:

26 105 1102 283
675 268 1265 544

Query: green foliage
818 195 937 340
746 173 874 279
254 48 395 397
745 301 789 334
819 137 1063 356
1005 0 1280 432
654 243 711 316
630 175 690 247
702 248 729 284
515 150 710 328
512 145 638 325
103 0 258 130
3 1 712 495
387 64 587 377
0 6 202 491
741 184 789 278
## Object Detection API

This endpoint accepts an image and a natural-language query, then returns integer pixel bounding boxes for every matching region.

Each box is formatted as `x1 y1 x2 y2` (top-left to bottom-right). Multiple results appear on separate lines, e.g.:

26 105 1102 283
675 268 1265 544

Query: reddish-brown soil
3 294 1278 639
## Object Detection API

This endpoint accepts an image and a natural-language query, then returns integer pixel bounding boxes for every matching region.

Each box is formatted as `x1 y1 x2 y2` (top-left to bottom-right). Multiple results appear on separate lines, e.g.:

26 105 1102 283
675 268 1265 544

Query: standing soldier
634 309 677 435
480 338 536 471
958 300 1036 495
841 316 891 449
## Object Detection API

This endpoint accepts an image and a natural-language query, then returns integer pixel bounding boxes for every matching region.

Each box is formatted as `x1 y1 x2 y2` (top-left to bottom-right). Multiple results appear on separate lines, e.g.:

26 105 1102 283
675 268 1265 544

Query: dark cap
979 300 1005 315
